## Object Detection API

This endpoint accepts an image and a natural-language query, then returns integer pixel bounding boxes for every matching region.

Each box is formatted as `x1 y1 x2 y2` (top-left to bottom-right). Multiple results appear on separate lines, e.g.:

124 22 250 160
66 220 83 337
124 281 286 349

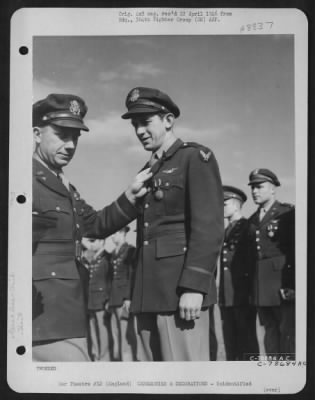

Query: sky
33 35 295 247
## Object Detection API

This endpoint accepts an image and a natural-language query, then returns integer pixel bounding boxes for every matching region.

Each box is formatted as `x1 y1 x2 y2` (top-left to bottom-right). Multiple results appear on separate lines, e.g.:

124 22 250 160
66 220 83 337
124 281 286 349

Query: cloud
176 122 241 144
98 62 163 84
81 112 139 147
33 78 83 102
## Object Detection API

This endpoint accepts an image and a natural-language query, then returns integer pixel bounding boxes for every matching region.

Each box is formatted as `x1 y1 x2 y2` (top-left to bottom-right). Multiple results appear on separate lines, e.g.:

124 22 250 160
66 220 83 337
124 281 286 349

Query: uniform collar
33 157 70 198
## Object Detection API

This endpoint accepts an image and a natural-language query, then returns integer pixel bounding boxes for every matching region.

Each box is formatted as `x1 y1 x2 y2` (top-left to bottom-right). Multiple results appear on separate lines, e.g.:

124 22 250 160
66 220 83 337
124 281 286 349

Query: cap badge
199 149 211 162
129 89 140 102
253 169 259 175
69 100 81 116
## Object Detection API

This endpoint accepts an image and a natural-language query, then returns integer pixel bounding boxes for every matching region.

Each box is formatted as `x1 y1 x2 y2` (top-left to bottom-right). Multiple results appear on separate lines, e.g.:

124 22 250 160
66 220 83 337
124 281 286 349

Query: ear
164 113 175 129
33 127 42 144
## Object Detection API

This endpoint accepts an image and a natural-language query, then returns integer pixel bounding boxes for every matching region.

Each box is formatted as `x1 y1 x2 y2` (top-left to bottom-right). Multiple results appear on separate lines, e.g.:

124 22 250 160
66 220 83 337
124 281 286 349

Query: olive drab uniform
131 139 224 361
32 158 138 345
248 200 295 356
219 217 259 360
132 139 224 313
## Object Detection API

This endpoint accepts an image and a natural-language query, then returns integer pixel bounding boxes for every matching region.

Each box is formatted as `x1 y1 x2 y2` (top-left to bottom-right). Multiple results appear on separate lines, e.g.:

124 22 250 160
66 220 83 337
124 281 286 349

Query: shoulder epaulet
182 142 212 163
280 202 295 209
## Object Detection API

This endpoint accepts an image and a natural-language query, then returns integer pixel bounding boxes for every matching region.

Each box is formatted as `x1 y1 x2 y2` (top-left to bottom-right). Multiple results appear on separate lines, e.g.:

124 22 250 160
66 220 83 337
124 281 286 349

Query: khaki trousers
32 337 91 362
135 309 210 361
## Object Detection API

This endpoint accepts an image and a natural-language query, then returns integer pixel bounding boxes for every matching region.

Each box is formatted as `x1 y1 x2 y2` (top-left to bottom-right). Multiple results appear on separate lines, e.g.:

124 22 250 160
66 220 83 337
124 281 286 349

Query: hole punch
16 195 26 204
19 46 28 55
16 346 26 355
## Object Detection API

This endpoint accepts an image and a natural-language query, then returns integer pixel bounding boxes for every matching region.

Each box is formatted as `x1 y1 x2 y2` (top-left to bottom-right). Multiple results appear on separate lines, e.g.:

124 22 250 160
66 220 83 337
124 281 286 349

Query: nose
64 137 77 150
135 126 147 139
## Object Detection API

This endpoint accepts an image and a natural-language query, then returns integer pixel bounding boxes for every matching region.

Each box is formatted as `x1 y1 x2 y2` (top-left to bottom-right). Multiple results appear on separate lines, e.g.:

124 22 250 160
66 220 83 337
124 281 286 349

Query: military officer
121 87 224 361
32 93 152 361
219 186 259 360
108 226 137 361
247 169 295 358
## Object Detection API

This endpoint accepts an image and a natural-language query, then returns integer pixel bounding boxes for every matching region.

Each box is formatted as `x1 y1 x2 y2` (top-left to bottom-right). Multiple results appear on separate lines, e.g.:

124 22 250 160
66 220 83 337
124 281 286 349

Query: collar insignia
69 100 81 115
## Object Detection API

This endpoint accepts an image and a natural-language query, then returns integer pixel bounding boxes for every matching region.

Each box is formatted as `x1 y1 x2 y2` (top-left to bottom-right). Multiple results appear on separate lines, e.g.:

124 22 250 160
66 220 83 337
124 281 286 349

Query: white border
8 8 308 394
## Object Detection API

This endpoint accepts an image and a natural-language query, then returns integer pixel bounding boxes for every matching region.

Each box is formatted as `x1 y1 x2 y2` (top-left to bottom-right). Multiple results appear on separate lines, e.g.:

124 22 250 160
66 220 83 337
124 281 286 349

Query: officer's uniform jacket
131 138 224 313
32 158 138 342
219 217 251 307
248 200 295 306
108 243 136 307
83 250 110 311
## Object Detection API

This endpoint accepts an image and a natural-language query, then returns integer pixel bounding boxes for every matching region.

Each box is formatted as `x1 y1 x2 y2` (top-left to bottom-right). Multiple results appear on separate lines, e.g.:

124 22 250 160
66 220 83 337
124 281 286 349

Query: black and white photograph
8 7 308 394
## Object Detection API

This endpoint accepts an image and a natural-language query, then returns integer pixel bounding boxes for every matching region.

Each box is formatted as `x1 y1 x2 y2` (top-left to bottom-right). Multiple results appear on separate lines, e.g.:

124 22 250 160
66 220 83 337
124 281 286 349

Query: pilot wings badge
199 149 212 162
162 168 178 174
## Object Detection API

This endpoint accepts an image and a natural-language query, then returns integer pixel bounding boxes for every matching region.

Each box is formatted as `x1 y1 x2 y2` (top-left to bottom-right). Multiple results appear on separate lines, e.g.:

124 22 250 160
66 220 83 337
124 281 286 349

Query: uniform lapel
33 158 70 198
259 200 279 227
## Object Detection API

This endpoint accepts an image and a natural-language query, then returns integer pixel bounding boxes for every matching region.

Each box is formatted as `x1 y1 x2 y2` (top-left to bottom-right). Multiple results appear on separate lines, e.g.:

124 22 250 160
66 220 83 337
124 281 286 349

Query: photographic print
8 7 307 394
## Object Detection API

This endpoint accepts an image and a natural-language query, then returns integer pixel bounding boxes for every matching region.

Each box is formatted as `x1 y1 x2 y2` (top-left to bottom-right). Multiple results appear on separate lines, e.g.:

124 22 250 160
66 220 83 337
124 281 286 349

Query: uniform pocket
156 235 187 259
33 254 80 280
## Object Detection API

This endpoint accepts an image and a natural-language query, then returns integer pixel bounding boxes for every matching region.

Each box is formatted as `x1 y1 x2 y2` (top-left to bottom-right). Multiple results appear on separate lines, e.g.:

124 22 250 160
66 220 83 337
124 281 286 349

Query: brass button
73 207 77 212
56 206 61 211
224 267 228 270
144 240 149 245
51 272 56 276
144 222 149 227
76 224 80 229
144 203 149 209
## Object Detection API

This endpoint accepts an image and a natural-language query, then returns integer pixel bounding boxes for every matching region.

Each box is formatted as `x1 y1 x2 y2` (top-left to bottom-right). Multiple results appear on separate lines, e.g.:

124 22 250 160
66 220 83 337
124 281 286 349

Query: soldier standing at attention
32 93 152 361
219 186 259 360
81 238 111 361
121 87 224 361
108 226 137 361
247 169 295 358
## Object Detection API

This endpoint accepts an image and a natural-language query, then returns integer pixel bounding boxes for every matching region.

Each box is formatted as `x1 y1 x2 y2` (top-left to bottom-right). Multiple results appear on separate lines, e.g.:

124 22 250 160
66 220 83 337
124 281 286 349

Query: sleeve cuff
116 193 139 220
178 266 214 294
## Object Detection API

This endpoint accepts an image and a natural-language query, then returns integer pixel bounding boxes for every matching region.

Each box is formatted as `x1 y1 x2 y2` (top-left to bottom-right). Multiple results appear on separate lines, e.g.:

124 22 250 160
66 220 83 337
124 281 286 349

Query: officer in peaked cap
32 93 152 362
247 168 295 358
122 86 224 361
248 168 281 187
219 185 259 360
121 87 180 119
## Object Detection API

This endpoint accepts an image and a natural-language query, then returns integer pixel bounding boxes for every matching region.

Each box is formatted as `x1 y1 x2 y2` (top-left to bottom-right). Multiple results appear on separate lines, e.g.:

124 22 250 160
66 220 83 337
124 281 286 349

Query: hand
123 299 131 313
280 288 295 301
125 168 153 204
178 292 203 321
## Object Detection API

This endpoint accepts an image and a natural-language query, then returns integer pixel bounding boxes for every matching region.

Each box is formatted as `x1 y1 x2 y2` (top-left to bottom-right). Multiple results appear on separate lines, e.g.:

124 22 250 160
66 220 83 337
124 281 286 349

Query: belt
145 223 186 241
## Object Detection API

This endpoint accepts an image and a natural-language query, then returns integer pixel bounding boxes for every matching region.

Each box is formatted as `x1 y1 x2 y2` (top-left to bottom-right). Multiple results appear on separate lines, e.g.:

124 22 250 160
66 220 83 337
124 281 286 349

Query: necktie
57 172 70 190
149 153 159 167
259 207 266 221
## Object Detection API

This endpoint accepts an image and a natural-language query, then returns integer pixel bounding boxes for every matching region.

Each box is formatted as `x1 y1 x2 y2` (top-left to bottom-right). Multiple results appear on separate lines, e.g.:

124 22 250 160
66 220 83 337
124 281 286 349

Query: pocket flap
156 236 186 258
33 255 80 280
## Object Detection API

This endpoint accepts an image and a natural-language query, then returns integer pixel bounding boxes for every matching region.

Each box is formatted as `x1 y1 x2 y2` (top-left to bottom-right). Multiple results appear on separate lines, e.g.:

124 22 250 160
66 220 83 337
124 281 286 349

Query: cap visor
51 119 89 132
121 106 159 119
248 178 269 185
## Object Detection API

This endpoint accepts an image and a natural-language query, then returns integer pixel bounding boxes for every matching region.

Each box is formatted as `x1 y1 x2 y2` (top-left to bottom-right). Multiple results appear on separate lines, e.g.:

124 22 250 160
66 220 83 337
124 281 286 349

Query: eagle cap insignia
253 169 259 175
69 100 81 115
129 89 140 102
199 149 211 162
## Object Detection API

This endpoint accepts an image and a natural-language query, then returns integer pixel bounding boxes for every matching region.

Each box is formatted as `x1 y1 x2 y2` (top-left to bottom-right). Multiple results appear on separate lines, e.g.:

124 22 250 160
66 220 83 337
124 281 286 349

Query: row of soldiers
32 88 294 361
219 178 295 360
